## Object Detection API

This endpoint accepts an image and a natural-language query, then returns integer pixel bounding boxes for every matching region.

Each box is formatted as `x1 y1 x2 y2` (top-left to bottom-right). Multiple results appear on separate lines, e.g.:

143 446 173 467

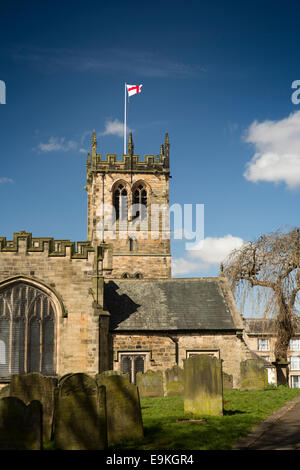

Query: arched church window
134 273 143 279
113 183 128 221
132 184 147 220
0 282 56 378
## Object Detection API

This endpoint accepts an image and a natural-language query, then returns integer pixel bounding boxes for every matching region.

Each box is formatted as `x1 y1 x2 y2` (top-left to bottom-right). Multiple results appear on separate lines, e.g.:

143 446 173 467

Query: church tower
85 131 171 279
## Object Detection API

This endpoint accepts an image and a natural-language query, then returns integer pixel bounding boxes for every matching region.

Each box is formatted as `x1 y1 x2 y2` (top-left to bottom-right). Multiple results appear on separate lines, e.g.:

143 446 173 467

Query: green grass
110 387 300 450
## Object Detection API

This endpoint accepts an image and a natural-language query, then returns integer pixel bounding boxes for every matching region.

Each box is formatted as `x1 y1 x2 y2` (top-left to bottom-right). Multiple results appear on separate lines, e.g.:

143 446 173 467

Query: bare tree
223 227 300 363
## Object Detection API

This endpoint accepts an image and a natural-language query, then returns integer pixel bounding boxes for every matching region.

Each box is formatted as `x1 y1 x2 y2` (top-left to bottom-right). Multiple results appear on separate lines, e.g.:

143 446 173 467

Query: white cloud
36 136 78 153
189 235 245 263
100 119 130 138
171 257 206 276
0 177 13 184
244 111 300 189
172 234 244 276
13 46 205 78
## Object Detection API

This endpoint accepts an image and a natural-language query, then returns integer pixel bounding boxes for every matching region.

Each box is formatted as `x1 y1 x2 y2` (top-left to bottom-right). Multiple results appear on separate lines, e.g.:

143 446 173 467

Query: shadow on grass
223 410 246 416
144 424 163 436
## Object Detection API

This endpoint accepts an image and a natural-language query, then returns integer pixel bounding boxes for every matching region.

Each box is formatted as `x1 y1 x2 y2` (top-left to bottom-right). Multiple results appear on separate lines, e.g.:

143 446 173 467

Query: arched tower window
0 282 56 378
113 183 128 221
132 184 147 220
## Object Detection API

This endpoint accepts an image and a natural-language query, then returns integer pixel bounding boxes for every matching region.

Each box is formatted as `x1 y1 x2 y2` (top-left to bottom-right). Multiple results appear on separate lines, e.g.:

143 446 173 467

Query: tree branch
240 275 275 290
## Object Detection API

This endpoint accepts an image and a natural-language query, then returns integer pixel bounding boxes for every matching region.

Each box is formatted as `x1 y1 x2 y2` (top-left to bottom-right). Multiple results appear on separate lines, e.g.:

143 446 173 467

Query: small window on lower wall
119 352 149 383
186 350 220 359
291 376 300 388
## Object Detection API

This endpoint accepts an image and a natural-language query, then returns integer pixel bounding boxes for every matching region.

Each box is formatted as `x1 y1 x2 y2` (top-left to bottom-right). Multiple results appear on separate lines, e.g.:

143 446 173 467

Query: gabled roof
105 277 244 332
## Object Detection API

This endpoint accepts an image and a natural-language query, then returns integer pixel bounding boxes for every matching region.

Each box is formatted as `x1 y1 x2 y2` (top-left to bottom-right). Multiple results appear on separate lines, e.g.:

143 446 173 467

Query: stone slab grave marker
240 359 268 390
222 372 233 390
54 373 107 450
96 374 143 445
9 373 58 442
184 355 223 416
0 397 42 450
165 365 184 396
97 370 130 382
136 370 164 398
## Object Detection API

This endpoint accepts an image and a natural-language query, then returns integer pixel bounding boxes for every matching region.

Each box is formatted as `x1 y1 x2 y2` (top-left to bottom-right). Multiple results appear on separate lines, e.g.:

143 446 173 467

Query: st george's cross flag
124 83 143 153
126 84 143 97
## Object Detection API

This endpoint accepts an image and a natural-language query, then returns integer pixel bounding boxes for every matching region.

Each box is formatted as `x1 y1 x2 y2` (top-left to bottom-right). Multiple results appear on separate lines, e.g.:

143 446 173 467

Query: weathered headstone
58 373 74 385
9 373 58 442
136 370 164 398
165 365 184 396
184 355 223 416
240 359 268 390
222 372 233 390
96 370 130 382
96 375 143 445
0 385 9 398
54 373 107 450
0 397 42 450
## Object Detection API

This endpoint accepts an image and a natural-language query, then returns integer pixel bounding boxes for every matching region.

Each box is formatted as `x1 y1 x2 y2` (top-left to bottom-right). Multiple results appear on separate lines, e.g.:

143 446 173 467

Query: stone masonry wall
87 171 171 279
111 331 251 388
0 232 99 377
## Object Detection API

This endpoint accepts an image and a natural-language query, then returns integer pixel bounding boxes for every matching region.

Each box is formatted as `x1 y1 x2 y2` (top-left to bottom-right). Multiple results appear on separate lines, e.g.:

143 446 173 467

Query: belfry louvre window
133 185 147 220
113 184 128 221
0 283 55 378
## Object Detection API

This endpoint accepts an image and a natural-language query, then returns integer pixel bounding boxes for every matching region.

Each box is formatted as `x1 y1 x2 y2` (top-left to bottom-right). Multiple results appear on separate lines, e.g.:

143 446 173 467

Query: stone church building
0 132 255 389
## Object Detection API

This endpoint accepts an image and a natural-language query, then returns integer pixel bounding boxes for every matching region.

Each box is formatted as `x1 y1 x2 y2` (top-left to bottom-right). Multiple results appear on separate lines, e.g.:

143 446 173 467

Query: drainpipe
168 336 179 365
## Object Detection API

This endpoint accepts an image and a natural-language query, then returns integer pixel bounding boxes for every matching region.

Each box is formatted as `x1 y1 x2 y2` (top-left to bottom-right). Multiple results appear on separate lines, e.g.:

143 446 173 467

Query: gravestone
10 373 58 442
54 373 107 450
136 370 164 398
184 355 223 416
240 359 268 390
0 385 9 398
0 397 42 450
222 372 233 390
96 375 143 445
96 370 130 382
165 365 184 396
58 373 74 385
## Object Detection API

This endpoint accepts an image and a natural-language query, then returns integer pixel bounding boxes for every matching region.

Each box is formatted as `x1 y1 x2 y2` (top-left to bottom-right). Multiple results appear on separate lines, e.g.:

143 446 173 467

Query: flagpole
124 83 127 154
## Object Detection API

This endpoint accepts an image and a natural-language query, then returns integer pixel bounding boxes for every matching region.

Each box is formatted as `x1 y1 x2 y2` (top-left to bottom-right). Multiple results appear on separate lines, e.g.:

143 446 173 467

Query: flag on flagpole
126 84 143 97
124 83 143 154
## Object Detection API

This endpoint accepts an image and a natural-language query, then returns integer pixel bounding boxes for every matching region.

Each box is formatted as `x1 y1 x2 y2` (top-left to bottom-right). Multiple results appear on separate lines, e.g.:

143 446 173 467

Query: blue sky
1 0 300 281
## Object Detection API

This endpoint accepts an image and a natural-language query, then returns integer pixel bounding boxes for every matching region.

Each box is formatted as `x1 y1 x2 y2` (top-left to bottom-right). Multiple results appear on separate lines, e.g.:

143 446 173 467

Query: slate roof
245 318 300 335
105 278 239 331
244 318 276 335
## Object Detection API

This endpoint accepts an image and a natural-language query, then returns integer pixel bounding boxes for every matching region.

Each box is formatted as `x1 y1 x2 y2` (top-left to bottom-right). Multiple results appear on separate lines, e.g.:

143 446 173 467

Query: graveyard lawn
110 387 300 450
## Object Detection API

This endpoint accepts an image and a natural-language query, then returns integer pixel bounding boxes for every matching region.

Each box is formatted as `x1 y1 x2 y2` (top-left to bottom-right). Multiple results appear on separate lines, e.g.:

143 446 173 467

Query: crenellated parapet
86 131 170 181
0 231 112 262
